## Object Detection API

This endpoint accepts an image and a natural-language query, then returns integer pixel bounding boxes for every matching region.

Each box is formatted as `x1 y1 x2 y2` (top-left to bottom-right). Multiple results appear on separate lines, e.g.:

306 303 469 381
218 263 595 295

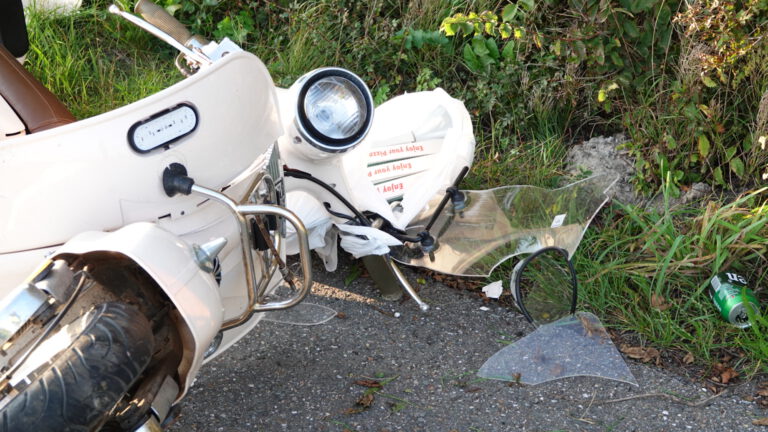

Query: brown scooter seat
0 44 75 133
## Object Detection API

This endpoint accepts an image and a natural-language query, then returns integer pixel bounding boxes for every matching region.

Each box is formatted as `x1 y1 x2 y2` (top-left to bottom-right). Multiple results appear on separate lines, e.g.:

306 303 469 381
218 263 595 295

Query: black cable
285 166 468 249
284 167 372 226
383 230 421 243
2 270 92 385
323 202 356 222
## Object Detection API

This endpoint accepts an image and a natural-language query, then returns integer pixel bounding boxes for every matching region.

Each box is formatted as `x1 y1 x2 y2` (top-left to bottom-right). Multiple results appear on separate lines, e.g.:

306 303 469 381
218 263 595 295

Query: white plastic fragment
479 306 490 311
481 280 503 299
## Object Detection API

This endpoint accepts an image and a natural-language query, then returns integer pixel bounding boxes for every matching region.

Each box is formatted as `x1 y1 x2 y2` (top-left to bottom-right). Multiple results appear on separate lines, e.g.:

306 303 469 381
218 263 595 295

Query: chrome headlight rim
294 67 374 153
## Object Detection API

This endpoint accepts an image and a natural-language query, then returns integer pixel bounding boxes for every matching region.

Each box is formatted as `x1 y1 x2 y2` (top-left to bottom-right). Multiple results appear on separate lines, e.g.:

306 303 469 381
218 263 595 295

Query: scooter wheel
0 302 154 432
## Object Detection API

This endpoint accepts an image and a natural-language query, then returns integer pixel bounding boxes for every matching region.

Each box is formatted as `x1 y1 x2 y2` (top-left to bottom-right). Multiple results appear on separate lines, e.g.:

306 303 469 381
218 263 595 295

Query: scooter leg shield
52 222 223 394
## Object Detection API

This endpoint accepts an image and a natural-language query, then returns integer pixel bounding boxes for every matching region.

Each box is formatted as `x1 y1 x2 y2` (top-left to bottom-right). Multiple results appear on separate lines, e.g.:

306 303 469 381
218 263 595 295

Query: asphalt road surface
169 257 767 432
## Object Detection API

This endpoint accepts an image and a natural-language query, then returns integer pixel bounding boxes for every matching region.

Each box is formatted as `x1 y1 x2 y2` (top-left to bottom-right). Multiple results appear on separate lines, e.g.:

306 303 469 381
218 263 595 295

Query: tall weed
577 184 768 369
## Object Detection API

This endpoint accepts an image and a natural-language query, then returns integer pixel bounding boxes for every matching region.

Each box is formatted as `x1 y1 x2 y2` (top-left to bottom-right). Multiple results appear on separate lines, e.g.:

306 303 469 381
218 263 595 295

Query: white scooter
0 1 616 430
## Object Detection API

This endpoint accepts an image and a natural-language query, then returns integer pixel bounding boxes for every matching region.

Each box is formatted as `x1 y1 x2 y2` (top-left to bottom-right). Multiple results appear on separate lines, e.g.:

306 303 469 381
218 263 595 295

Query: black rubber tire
0 302 154 432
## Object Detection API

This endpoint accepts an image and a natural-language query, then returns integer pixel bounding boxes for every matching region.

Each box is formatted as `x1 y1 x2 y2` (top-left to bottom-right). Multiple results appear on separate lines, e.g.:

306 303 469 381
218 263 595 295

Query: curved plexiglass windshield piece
513 248 576 325
477 312 638 386
390 175 617 277
263 302 337 326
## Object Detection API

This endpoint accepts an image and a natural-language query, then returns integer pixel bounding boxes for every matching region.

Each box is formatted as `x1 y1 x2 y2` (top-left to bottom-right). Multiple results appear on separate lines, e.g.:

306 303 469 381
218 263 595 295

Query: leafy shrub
438 0 768 193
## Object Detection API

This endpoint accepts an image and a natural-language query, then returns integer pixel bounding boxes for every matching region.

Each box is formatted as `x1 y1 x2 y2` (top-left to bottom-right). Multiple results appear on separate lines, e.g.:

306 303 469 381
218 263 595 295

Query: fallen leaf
650 293 672 311
356 393 375 409
621 345 661 364
753 418 768 426
336 312 347 319
465 387 482 393
354 379 382 388
506 373 523 387
758 388 768 397
683 352 695 364
720 367 739 384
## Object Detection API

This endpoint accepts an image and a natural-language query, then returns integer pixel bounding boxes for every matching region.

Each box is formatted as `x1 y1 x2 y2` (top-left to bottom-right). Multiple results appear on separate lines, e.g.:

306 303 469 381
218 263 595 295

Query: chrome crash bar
190 185 312 330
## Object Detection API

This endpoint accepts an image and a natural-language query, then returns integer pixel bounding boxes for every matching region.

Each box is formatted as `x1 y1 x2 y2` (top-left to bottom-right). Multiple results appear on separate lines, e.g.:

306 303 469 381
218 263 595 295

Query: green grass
25 6 180 119
22 1 768 375
576 183 768 373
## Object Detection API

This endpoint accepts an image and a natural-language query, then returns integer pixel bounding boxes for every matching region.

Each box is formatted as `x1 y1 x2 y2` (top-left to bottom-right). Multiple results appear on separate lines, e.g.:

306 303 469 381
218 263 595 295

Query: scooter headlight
295 68 373 154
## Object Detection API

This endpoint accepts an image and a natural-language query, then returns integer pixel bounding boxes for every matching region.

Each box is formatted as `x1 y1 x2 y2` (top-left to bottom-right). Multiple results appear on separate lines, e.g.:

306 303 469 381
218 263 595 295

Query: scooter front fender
53 222 222 398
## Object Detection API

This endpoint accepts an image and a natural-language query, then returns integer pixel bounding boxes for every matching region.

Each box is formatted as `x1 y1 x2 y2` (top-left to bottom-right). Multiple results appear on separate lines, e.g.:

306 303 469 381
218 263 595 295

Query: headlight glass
303 76 367 140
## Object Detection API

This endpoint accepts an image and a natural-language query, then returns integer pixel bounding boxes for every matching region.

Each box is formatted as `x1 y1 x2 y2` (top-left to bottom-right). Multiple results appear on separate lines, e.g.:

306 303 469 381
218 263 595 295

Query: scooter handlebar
134 0 192 46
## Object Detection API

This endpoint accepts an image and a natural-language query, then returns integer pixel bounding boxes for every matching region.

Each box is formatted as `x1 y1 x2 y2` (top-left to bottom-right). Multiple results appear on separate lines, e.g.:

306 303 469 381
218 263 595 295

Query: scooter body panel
0 50 282 257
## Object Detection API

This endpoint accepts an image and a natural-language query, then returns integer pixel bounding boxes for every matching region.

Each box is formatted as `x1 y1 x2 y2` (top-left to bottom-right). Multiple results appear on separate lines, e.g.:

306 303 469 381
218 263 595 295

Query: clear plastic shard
477 312 638 386
262 302 337 326
390 175 617 276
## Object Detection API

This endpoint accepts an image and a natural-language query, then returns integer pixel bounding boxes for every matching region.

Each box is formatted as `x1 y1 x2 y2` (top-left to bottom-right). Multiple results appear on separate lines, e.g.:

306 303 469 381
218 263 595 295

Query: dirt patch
566 135 714 209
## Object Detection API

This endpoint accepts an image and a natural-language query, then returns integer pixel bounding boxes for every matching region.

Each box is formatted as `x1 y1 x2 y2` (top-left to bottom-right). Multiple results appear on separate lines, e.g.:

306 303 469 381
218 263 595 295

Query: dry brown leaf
354 379 382 388
621 345 661 364
465 387 482 393
650 293 672 311
752 417 768 426
356 393 375 408
757 388 768 397
720 367 739 384
336 312 348 319
683 352 694 364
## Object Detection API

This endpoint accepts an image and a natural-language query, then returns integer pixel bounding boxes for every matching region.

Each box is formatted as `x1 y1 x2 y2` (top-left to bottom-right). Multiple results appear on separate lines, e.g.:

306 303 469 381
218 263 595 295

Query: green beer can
709 272 761 328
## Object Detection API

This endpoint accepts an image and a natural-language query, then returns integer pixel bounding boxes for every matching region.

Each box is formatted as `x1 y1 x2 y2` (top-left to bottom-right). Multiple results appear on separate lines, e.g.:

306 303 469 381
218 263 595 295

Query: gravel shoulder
170 256 766 432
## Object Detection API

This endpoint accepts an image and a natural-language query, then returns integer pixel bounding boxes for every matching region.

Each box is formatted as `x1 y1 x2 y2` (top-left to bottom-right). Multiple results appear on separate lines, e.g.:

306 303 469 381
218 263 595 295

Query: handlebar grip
134 0 192 45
